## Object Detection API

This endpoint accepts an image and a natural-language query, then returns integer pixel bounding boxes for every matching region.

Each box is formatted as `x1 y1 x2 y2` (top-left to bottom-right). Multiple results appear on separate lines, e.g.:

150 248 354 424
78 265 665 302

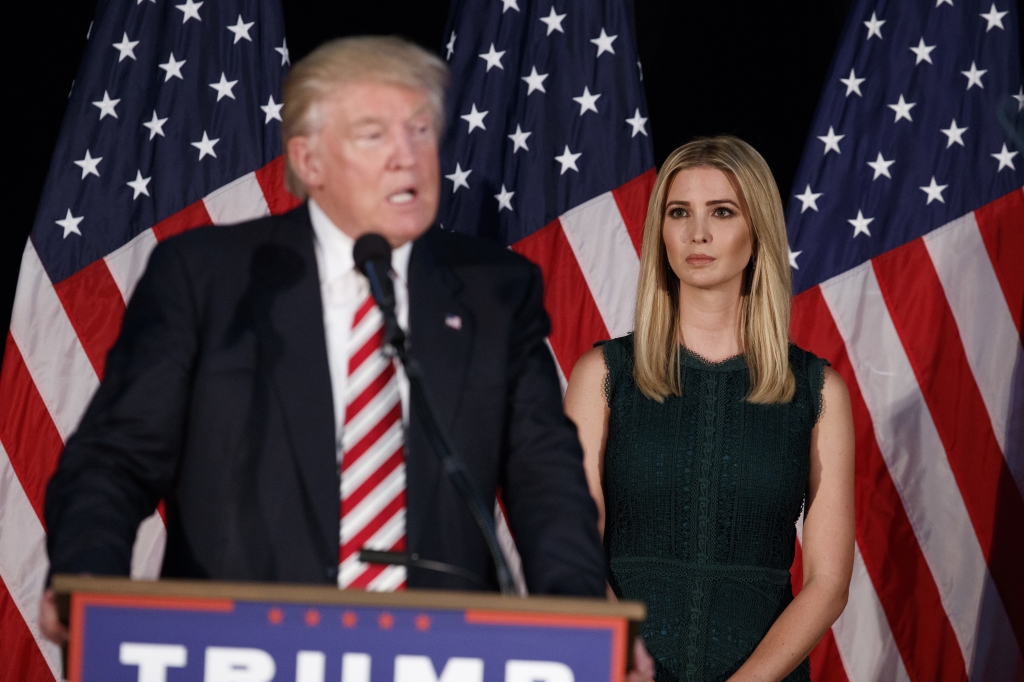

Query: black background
3 0 856 364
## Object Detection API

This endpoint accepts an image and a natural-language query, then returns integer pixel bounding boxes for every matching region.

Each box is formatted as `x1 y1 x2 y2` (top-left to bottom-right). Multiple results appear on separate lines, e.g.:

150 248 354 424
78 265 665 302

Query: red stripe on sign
974 188 1024 335
611 169 656 255
512 219 609 377
255 155 302 216
873 240 1024 651
0 333 66 526
152 200 213 242
809 628 850 682
792 287 969 682
0 573 55 682
52 260 125 379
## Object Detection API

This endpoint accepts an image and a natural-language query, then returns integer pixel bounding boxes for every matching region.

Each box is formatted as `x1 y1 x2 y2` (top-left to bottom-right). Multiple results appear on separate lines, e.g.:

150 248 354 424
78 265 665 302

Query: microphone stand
363 260 517 596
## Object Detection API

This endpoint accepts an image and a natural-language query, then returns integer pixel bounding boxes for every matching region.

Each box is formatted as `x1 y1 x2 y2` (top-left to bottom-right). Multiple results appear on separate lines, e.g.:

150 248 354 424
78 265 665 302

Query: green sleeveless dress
600 336 828 682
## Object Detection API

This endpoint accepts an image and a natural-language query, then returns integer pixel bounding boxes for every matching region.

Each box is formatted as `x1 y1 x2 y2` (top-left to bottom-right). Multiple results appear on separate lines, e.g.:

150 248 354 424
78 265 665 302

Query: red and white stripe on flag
0 156 301 682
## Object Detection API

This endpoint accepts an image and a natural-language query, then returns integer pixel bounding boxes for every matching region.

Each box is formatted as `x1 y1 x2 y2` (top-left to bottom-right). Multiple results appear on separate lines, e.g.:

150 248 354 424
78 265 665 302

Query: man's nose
388 130 417 169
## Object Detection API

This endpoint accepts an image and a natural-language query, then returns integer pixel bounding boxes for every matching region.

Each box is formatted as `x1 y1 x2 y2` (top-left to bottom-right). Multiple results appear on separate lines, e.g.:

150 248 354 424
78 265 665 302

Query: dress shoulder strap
596 335 634 408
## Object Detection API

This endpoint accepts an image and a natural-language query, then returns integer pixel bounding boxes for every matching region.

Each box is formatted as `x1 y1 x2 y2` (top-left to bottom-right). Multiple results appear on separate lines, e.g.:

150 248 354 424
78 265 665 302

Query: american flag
786 1 1023 680
0 0 298 678
437 0 655 383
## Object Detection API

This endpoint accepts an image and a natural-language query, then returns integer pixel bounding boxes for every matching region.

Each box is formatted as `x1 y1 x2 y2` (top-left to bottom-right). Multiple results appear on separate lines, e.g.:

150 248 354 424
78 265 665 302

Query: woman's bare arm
563 346 611 537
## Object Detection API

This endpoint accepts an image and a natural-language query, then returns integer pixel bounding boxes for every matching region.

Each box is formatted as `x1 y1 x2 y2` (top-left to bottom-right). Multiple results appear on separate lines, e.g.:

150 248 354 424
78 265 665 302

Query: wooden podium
53 575 645 682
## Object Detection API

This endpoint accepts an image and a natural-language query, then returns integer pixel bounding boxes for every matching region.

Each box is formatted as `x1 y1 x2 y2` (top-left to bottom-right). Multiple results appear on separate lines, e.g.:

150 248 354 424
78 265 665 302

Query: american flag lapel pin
444 314 462 330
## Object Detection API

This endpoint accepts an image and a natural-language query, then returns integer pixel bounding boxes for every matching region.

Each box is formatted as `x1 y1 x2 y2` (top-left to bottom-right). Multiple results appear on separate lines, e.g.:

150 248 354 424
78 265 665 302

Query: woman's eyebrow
706 199 739 207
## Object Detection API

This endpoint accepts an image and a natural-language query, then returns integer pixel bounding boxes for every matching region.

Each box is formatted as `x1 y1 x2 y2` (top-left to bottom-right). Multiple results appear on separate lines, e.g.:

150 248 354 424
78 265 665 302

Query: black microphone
353 234 404 350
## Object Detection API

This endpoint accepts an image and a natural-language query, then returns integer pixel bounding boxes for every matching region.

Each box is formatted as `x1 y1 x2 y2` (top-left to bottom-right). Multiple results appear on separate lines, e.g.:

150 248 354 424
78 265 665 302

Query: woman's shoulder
594 334 635 369
787 342 836 424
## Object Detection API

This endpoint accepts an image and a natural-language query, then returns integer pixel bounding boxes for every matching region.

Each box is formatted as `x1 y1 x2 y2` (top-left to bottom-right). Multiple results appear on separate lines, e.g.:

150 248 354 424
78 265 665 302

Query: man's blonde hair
633 135 795 404
281 35 449 198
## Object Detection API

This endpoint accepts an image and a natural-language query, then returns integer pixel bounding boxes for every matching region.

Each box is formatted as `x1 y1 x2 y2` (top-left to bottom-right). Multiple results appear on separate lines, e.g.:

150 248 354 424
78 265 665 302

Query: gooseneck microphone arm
354 235 516 596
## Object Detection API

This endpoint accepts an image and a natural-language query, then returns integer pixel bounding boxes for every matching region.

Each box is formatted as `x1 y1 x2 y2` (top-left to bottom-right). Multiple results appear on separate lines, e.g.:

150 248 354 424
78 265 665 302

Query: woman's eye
667 208 686 219
713 207 732 218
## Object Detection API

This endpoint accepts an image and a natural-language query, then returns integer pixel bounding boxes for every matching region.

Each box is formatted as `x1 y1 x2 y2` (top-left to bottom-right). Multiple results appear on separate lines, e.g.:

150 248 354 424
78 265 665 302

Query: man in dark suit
40 36 607 638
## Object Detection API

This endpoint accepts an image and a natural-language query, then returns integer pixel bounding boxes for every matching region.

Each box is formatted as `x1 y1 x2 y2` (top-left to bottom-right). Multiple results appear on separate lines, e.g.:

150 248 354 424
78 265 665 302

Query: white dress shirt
308 199 411 461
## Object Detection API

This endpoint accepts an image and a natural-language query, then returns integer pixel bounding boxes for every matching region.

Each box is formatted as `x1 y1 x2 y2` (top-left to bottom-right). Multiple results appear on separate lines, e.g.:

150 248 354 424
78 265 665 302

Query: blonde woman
565 136 854 682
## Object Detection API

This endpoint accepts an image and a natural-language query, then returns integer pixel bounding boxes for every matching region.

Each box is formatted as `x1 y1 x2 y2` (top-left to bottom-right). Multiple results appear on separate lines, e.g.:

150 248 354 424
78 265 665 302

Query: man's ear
287 135 322 190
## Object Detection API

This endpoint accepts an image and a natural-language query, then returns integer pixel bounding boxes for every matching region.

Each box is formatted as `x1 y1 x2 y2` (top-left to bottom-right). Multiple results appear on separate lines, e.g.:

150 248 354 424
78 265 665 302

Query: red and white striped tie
338 294 407 591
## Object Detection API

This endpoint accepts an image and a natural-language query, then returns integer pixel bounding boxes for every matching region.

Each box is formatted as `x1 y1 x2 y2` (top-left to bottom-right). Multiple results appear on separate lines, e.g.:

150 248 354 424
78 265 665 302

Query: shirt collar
308 198 412 287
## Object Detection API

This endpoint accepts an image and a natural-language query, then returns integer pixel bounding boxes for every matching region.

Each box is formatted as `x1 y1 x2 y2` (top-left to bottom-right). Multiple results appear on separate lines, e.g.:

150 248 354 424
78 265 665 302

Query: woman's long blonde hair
633 136 795 404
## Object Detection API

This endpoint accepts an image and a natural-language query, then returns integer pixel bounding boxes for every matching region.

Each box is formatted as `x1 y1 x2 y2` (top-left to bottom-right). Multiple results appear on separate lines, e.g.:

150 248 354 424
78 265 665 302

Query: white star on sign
500 0 520 12
226 15 254 43
817 126 844 155
209 73 238 101
591 28 617 57
460 104 488 133
940 119 967 147
919 176 948 204
127 170 152 199
555 145 581 174
74 150 102 179
991 143 1018 171
980 3 1007 30
507 124 531 153
961 61 987 90
112 32 140 61
445 32 456 60
521 66 548 95
848 210 874 238
572 87 601 116
626 109 648 137
840 68 865 97
478 43 506 72
909 37 936 65
795 185 822 213
159 53 186 81
788 248 802 269
261 95 283 123
191 131 219 160
445 163 471 193
1013 86 1024 112
494 184 515 211
540 7 566 35
887 94 916 122
175 0 203 23
56 209 84 238
275 39 290 65
143 110 168 139
867 152 895 180
864 12 885 40
92 91 120 119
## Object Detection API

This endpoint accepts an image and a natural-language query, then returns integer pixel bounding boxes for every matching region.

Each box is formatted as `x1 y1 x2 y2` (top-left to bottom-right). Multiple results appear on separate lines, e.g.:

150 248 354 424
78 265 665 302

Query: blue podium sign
58 578 642 682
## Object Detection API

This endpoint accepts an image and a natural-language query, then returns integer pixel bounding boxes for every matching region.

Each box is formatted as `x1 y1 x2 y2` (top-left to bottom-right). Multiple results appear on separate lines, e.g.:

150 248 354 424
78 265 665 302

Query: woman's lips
685 254 715 266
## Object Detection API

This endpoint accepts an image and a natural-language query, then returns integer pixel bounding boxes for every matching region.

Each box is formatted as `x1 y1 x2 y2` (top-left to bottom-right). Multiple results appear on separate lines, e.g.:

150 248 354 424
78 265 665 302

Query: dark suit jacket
44 205 606 596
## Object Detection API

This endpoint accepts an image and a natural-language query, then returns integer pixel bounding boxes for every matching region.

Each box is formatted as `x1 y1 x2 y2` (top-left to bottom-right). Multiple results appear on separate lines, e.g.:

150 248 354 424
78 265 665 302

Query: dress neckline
678 345 747 372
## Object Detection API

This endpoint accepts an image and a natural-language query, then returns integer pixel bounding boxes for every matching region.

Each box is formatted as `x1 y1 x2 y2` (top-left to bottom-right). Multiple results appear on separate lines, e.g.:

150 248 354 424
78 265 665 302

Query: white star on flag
500 0 520 13
573 87 601 116
919 176 948 204
555 145 581 174
461 104 488 133
478 43 506 71
817 126 844 155
175 0 203 23
539 7 566 35
92 91 120 119
56 209 84 238
445 32 456 60
191 131 219 160
848 210 874 237
867 152 895 179
445 163 472 192
226 15 254 43
795 185 822 213
507 125 531 153
591 28 617 57
961 62 987 90
626 109 648 137
494 184 514 211
521 67 548 95
887 94 916 122
210 73 239 101
840 68 865 97
261 96 283 123
940 119 967 147
909 37 936 65
980 3 1008 31
275 39 290 66
1013 86 1024 112
788 248 802 269
864 12 885 40
159 53 186 81
112 32 140 61
936 0 953 6
143 111 168 139
127 171 152 199
991 143 1018 171
74 150 102 179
